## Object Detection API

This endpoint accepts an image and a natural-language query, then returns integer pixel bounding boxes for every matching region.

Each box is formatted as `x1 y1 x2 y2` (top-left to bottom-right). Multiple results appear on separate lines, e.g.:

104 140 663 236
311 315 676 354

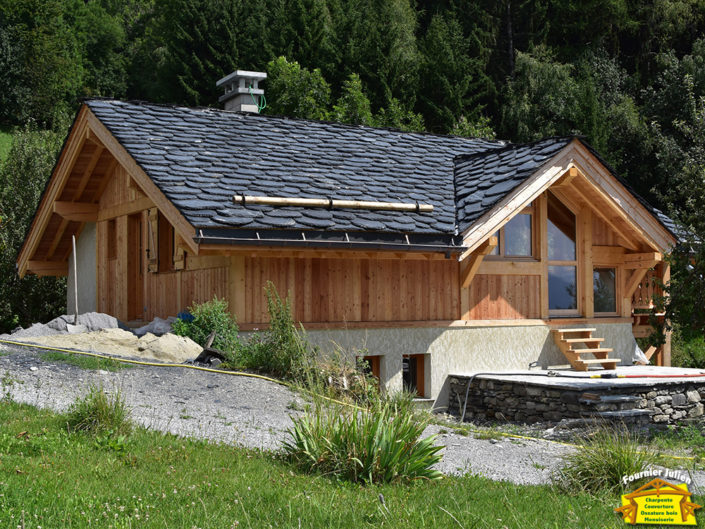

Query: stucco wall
67 222 97 315
303 322 637 410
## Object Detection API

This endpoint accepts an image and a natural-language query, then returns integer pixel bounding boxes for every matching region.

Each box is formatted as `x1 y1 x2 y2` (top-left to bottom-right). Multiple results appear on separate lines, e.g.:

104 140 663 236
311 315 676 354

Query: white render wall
67 222 97 315
303 322 637 410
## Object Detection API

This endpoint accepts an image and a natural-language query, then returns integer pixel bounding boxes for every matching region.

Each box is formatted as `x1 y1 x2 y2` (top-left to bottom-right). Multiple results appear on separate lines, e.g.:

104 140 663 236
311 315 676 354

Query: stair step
563 337 605 344
571 348 613 354
579 394 641 405
596 409 651 419
552 328 597 333
578 358 620 365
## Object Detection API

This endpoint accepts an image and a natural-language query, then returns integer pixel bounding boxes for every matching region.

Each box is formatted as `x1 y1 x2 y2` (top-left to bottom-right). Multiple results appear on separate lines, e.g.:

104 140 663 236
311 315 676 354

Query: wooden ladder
551 328 619 371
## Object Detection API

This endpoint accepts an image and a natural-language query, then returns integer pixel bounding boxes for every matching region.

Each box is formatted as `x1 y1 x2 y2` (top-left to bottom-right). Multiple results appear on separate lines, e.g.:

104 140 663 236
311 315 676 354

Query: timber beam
26 260 68 276
53 201 99 222
460 236 498 288
624 268 650 299
623 252 662 269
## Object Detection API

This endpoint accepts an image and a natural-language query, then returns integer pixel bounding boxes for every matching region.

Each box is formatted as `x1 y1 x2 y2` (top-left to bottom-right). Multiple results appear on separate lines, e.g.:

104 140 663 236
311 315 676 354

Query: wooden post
582 207 594 318
72 234 79 323
538 193 549 319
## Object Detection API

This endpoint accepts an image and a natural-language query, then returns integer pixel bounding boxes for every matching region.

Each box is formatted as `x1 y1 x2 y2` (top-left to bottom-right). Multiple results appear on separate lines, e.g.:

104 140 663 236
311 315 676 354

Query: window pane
547 192 576 261
549 265 577 310
504 214 532 256
594 268 616 313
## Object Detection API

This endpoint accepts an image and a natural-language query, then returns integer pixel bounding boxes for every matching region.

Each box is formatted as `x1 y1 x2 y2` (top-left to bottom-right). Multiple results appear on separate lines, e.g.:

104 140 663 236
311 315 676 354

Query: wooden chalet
17 77 679 407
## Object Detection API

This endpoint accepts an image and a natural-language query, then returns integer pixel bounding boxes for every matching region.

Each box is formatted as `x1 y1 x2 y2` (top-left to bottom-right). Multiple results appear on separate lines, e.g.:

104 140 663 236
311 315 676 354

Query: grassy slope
40 350 132 372
0 128 13 164
0 400 653 529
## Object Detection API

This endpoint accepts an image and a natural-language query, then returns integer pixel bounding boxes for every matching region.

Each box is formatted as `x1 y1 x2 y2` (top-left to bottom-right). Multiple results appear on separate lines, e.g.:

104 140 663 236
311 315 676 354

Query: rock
688 404 704 418
29 366 38 371
672 393 687 407
653 414 669 423
136 333 202 363
687 390 701 403
655 396 672 406
46 315 73 332
76 312 120 332
209 358 222 368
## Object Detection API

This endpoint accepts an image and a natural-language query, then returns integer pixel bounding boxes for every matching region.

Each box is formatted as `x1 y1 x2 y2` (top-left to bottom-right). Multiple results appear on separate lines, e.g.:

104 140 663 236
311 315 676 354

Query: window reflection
594 268 616 313
547 192 576 261
549 265 577 310
504 214 532 256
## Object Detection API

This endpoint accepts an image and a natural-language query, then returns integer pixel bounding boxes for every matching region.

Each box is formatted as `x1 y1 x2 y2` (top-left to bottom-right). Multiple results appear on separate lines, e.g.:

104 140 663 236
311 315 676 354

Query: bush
66 385 131 436
172 297 239 353
235 283 318 384
671 328 705 368
283 395 442 484
558 426 656 493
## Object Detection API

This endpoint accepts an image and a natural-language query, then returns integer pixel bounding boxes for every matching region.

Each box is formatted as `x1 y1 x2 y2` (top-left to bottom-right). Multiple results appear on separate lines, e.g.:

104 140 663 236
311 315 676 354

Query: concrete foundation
67 222 97 315
302 322 637 410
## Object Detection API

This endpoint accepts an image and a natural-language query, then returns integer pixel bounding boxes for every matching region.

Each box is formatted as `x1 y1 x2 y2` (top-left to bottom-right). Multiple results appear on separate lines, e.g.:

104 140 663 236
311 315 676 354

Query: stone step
595 409 651 420
579 394 642 405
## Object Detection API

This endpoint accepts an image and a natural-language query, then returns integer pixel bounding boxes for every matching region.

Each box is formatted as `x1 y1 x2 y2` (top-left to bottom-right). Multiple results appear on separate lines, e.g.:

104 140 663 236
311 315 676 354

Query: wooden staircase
551 328 619 371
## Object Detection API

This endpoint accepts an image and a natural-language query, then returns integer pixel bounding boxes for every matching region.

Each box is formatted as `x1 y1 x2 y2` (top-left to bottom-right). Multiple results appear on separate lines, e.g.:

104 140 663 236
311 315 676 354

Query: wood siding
463 274 541 319
239 256 459 324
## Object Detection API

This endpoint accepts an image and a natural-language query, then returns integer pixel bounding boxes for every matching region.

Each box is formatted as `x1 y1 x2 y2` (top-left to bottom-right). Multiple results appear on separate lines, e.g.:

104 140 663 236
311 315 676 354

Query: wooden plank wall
463 274 541 319
240 256 459 324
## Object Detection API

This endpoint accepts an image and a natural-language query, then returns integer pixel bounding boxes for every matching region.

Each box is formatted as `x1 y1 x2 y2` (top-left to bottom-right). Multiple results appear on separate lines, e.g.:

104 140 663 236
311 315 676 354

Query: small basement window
402 354 425 398
489 203 534 258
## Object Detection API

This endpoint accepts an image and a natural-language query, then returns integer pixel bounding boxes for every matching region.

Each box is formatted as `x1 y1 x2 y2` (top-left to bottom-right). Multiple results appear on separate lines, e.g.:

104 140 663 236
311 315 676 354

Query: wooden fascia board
623 251 662 269
53 201 99 222
460 139 677 255
26 260 68 276
460 236 497 287
17 106 90 278
83 108 199 255
460 142 580 255
569 144 676 251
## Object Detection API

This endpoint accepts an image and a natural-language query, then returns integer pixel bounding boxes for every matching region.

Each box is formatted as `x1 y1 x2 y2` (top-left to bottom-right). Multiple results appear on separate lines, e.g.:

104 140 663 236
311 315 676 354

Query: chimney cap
216 70 267 87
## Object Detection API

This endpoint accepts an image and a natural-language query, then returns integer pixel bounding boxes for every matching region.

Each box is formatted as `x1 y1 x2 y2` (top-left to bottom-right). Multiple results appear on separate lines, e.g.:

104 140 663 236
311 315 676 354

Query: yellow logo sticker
615 478 701 525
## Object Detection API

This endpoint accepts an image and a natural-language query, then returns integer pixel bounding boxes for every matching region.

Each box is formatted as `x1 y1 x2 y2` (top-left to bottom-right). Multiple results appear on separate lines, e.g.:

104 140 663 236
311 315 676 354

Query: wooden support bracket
460 236 498 288
624 268 650 299
53 201 99 222
623 252 662 269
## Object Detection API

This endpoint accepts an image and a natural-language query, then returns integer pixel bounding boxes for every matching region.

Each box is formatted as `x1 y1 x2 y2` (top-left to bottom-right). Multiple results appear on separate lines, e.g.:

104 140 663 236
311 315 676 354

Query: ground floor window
402 354 425 398
593 267 617 314
548 265 577 311
358 355 381 382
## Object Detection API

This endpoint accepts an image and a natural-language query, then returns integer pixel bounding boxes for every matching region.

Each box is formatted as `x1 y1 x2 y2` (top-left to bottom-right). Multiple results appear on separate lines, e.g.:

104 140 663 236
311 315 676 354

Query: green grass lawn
0 128 13 164
0 400 664 529
40 350 132 372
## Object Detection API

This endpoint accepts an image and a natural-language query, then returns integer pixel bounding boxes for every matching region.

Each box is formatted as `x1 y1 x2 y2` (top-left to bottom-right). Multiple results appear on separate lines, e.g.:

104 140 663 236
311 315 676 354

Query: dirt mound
26 328 202 364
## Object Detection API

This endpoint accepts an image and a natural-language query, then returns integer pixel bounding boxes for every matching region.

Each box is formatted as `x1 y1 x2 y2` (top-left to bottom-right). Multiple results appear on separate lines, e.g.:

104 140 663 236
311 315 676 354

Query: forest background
1 0 704 362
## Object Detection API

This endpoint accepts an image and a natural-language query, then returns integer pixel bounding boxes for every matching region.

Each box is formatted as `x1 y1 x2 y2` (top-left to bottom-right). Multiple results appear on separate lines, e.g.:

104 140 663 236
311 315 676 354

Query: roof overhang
459 139 677 259
17 104 199 278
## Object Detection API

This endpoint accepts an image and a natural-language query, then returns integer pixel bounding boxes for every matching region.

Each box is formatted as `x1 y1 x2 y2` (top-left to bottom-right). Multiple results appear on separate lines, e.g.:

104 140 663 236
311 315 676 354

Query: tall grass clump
237 283 318 384
65 385 131 436
283 394 442 484
172 296 240 353
559 425 656 493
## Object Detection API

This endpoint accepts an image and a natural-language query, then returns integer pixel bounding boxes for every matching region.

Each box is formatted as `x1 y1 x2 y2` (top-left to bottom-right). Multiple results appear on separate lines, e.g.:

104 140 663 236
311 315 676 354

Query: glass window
504 214 532 256
490 230 499 255
594 268 617 313
547 192 576 261
549 265 577 310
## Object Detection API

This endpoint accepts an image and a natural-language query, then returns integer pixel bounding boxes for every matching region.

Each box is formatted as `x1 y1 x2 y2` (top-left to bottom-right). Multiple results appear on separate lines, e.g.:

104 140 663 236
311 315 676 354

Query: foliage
450 115 496 139
235 283 317 384
0 399 642 528
331 73 374 126
65 385 131 436
40 350 131 372
671 326 705 368
264 56 331 120
172 296 239 353
559 425 657 493
283 395 442 484
0 124 66 333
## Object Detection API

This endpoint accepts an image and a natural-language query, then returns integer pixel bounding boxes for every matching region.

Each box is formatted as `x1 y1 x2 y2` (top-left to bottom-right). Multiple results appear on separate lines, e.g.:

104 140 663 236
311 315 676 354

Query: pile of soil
27 328 202 364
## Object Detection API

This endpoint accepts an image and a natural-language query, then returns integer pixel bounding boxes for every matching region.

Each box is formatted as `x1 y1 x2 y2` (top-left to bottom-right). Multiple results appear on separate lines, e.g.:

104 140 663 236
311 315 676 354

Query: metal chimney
216 70 266 112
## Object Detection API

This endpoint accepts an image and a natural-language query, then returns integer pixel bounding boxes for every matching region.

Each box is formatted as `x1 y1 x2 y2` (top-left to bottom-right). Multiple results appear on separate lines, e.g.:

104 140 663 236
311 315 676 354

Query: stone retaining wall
448 375 705 426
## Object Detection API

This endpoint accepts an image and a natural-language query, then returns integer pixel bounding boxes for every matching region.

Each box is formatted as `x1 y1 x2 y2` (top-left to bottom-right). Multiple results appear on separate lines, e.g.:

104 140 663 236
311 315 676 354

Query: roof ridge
453 135 579 164
84 98 509 145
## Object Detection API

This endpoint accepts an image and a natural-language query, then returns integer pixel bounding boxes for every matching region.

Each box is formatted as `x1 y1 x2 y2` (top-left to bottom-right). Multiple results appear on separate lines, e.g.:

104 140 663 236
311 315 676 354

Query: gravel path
0 341 599 486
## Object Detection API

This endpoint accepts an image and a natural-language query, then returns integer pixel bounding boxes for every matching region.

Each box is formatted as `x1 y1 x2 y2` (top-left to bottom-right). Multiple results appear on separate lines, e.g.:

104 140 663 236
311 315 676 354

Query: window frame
487 203 537 260
592 265 620 317
546 192 580 317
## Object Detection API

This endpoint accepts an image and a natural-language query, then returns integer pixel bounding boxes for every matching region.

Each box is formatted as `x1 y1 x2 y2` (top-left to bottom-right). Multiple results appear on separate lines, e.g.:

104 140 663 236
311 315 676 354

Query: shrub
671 327 705 368
558 425 656 494
172 297 239 353
235 283 318 384
283 396 443 484
66 385 131 436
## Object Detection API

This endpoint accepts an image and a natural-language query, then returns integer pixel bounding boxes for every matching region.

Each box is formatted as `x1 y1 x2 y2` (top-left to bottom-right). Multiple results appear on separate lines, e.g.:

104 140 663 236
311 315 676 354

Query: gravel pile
3 341 704 487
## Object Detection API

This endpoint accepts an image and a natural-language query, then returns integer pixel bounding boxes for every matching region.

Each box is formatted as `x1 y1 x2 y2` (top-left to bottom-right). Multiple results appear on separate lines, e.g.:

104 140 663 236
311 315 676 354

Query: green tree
0 125 66 332
332 73 374 126
264 56 331 120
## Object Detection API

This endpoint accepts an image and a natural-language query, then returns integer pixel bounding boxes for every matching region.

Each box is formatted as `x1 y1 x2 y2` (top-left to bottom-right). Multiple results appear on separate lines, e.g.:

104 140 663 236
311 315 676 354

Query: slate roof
86 99 503 237
84 99 679 245
454 137 573 233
